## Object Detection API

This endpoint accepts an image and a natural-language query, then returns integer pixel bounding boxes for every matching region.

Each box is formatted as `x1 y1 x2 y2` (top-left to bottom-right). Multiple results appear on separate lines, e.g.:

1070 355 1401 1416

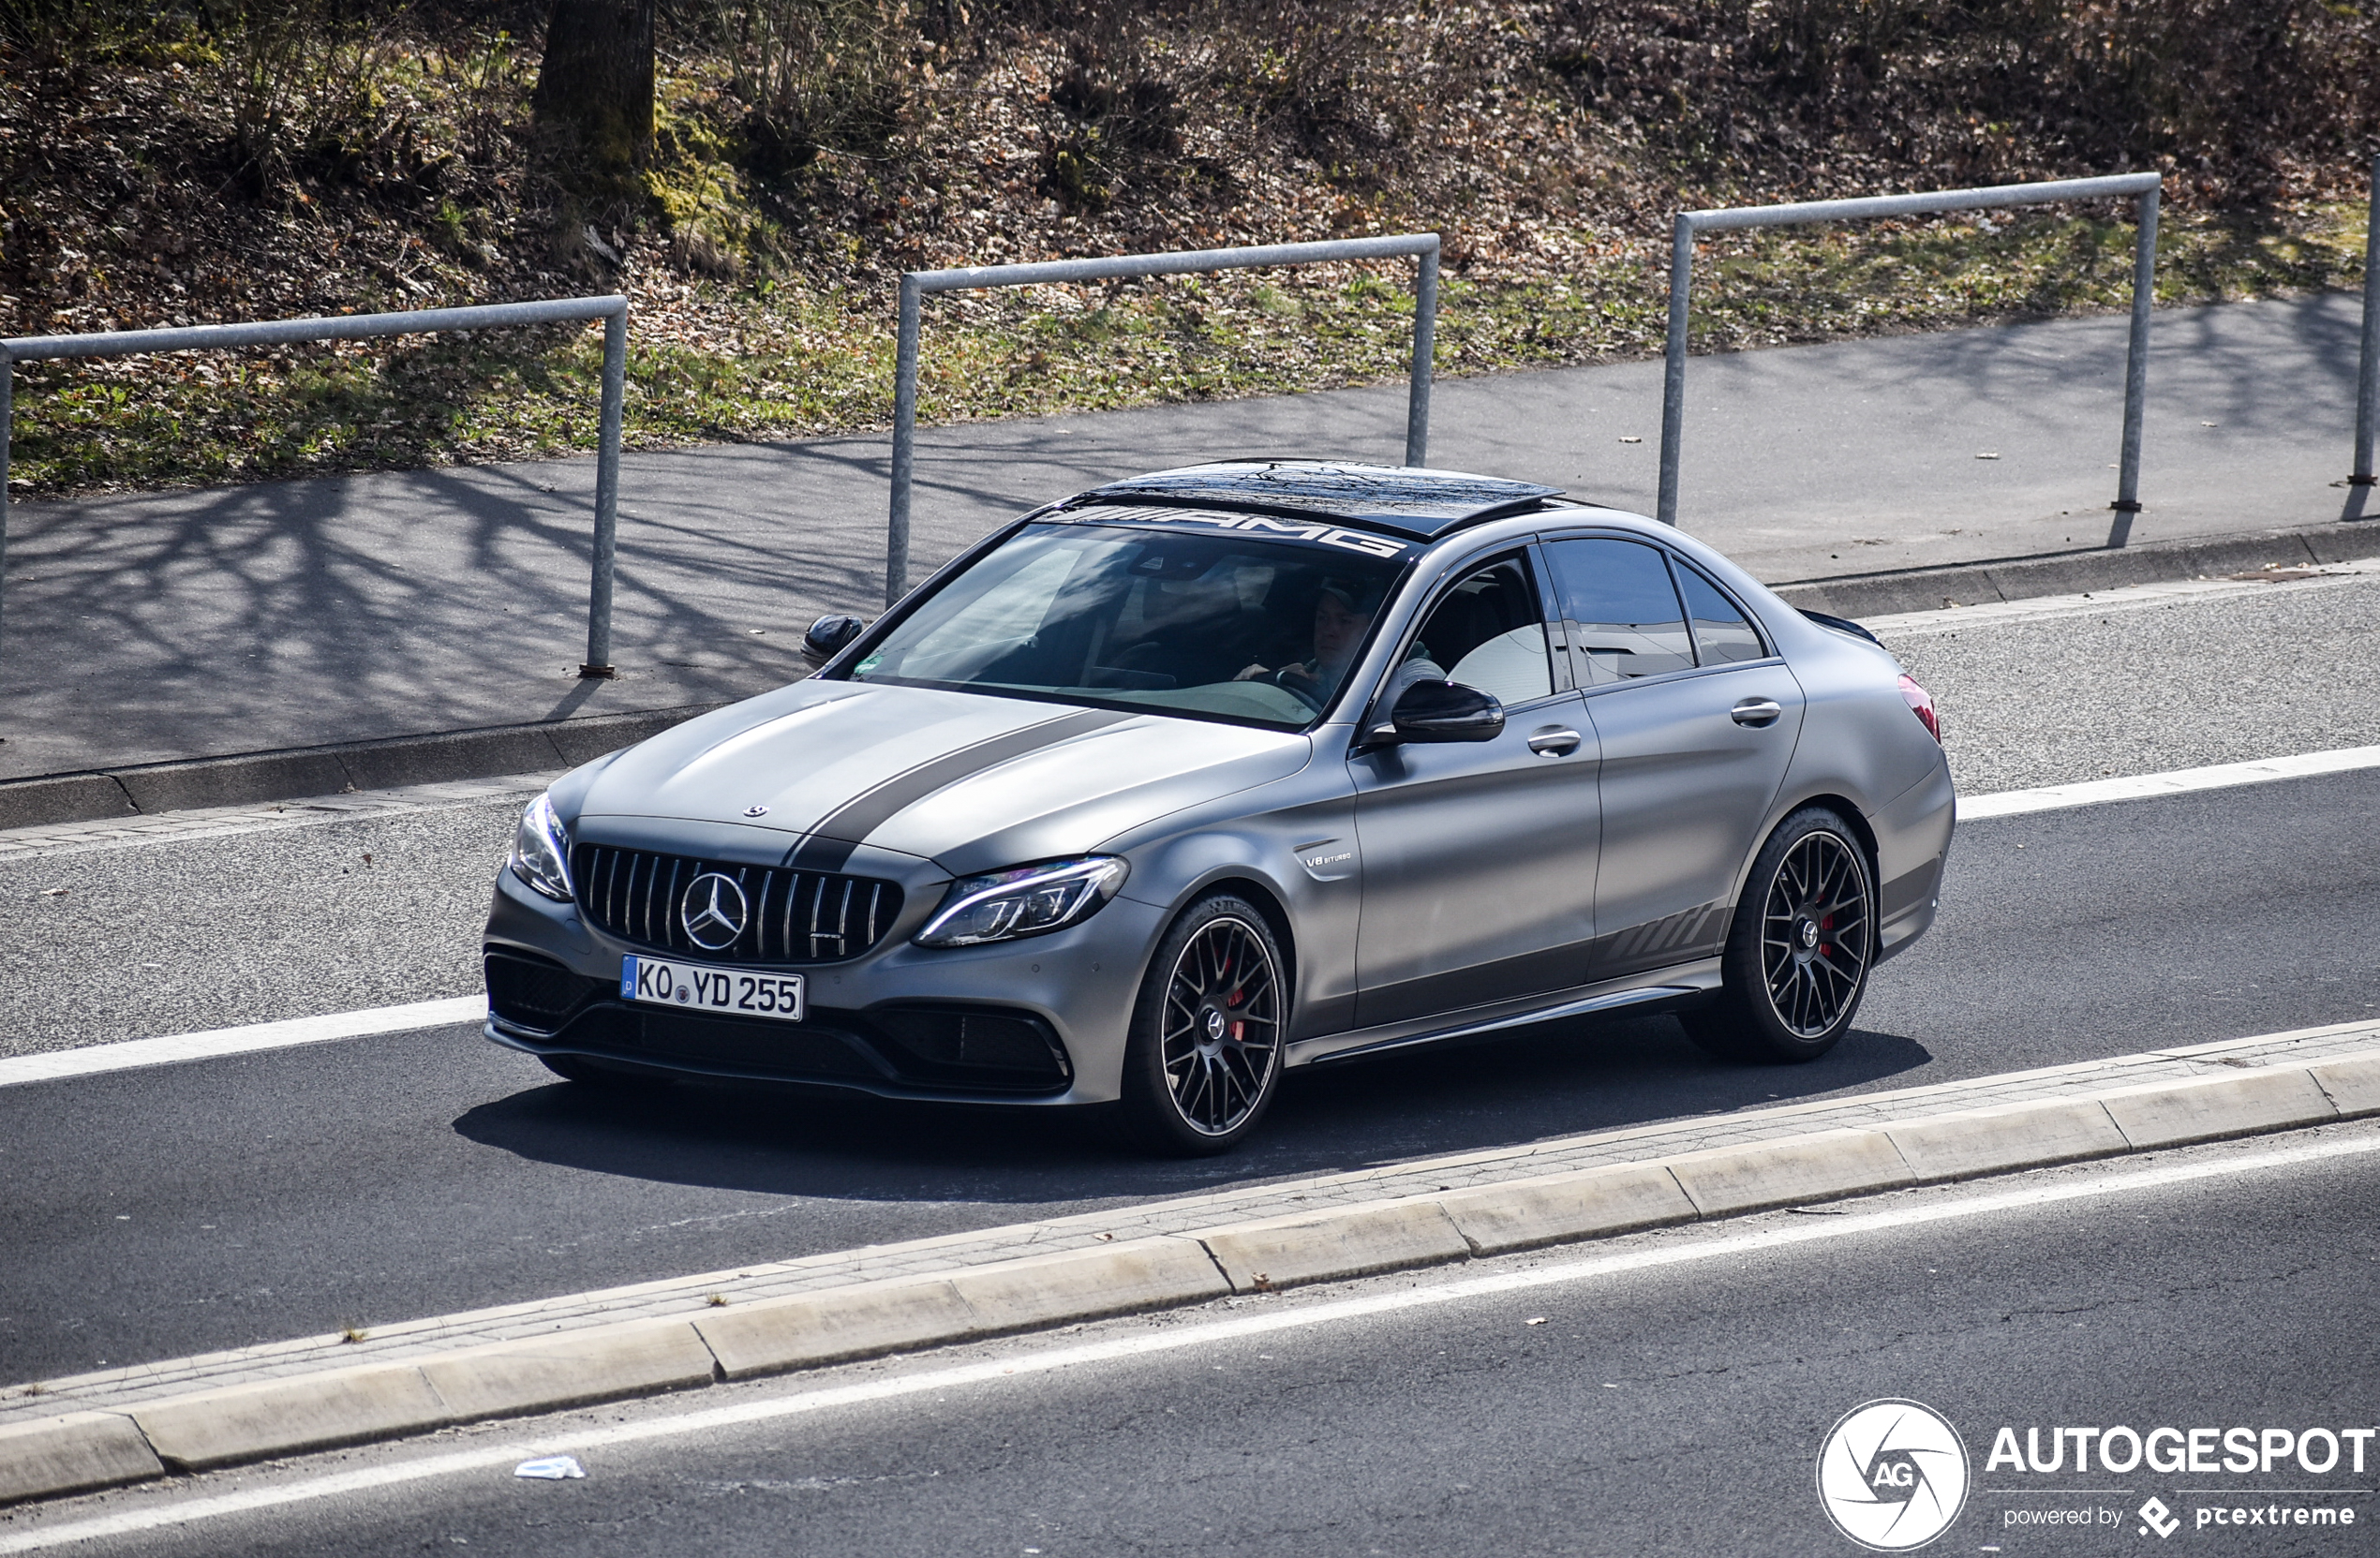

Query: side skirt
1287 959 1723 1069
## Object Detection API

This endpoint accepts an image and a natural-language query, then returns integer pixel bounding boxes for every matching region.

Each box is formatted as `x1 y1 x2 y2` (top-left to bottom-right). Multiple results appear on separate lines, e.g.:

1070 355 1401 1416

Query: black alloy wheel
1760 827 1873 1038
1682 807 1875 1063
1117 894 1287 1154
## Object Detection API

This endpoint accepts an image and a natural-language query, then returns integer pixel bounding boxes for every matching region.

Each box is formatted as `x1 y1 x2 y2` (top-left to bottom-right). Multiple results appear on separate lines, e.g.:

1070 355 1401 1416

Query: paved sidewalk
5 1015 2371 1428
5 290 2371 783
0 769 559 861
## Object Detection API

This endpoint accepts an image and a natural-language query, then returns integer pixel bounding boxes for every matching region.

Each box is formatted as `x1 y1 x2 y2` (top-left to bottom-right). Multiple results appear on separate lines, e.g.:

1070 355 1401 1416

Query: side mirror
1379 679 1505 744
801 614 868 667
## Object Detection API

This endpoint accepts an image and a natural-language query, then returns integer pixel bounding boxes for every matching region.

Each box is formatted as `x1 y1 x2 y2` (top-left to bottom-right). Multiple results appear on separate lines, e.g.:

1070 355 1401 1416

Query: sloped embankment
0 0 2371 497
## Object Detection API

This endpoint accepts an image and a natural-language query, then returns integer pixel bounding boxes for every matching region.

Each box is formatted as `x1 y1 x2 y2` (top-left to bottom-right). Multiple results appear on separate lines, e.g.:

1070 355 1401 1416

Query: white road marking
1862 556 2380 638
1959 744 2380 820
7 1127 2373 1554
0 997 486 1090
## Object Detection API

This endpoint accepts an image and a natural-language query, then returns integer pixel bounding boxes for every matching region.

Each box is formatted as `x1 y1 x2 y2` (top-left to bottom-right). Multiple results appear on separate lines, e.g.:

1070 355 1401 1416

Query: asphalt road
7 571 2380 1382
5 765 2379 1383
28 1125 2380 1558
1888 570 2380 794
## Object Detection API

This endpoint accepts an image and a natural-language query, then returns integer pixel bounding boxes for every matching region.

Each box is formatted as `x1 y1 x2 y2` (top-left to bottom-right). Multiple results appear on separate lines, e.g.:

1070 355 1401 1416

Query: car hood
573 680 1312 874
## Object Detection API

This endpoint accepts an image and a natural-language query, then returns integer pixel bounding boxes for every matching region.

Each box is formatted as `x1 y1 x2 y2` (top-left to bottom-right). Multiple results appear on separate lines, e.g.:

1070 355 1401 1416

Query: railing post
0 349 11 664
1657 214 1695 527
2107 183 2161 547
2354 150 2379 487
582 305 627 677
1405 242 1438 468
887 274 922 609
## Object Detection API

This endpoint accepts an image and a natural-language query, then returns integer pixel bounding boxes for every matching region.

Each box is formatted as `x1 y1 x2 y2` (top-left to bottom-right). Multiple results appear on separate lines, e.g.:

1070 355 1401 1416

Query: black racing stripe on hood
784 708 1129 871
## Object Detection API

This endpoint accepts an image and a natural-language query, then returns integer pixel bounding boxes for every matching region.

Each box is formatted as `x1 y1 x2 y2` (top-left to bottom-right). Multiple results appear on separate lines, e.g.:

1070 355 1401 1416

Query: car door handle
1527 726 1582 757
1731 699 1784 728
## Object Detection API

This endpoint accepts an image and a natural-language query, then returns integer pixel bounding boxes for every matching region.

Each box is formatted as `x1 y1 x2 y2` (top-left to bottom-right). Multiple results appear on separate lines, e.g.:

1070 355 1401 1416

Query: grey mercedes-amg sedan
483 461 1954 1153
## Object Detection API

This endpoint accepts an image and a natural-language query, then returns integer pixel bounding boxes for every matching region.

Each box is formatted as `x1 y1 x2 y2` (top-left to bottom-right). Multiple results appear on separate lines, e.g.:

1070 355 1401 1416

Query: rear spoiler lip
1799 608 1882 645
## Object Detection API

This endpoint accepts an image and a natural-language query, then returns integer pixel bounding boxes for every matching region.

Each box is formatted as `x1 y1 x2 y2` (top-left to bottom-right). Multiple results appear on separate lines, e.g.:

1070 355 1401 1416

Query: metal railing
0 295 632 679
2355 151 2379 489
1658 173 2164 546
886 233 1441 605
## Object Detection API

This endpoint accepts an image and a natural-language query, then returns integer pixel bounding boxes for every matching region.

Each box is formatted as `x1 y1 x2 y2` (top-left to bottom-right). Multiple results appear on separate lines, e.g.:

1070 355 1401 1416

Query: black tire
1681 807 1876 1064
538 1052 663 1091
1114 894 1289 1155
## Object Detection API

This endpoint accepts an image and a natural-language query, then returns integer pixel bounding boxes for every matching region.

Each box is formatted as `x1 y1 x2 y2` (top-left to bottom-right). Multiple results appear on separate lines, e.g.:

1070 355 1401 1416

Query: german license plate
621 955 805 1023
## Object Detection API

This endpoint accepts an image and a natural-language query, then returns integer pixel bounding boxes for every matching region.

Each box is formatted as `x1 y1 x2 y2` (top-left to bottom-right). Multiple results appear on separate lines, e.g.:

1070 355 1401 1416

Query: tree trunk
532 0 656 174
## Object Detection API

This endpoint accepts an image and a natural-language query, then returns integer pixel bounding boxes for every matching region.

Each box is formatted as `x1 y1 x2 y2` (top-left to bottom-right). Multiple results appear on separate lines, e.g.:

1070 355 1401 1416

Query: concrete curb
10 517 2377 833
3 1046 2373 1506
0 703 730 830
1769 514 2380 619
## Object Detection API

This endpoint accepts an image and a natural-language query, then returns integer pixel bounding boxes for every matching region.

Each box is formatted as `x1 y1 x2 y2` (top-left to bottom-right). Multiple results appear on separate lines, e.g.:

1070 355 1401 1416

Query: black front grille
572 844 903 963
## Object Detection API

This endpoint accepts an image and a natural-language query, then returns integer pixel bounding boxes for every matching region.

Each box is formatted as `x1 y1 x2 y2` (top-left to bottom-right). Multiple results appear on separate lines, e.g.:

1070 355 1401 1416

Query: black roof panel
1068 460 1563 540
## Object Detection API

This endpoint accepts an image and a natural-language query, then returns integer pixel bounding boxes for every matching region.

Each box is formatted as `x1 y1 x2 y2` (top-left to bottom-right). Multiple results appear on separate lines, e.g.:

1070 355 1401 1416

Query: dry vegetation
0 0 2373 496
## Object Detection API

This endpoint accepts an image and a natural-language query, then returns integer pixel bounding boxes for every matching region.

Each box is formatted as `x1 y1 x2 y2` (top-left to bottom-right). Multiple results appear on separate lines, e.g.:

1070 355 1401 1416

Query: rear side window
1541 538 1694 684
1674 564 1768 665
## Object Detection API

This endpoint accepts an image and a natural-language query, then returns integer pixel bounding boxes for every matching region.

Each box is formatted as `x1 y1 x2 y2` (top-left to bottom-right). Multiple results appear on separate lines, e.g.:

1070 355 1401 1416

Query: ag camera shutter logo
1817 1399 1972 1551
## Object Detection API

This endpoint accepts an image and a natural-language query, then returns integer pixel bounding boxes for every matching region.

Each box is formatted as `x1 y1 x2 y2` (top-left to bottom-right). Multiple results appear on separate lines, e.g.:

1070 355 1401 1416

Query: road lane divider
690 1239 1232 1383
1882 1097 2129 1181
0 997 485 1089
1198 1201 1473 1292
4 1031 2377 1509
417 1319 721 1423
1659 1126 1917 1218
2096 1065 2343 1149
1433 1163 1697 1254
0 1416 160 1508
126 1366 454 1476
12 1129 2380 1556
942 1238 1230 1333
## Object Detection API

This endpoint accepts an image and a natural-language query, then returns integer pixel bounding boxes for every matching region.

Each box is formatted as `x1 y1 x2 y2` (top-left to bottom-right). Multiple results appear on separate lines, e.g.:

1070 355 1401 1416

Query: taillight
1898 674 1942 743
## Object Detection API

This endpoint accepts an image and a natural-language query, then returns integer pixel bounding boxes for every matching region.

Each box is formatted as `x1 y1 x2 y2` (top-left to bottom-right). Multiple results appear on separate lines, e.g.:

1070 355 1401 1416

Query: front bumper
481 862 1164 1105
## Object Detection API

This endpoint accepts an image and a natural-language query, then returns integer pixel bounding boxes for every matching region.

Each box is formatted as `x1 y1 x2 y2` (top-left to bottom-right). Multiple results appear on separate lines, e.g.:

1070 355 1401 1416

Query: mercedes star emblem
680 872 750 951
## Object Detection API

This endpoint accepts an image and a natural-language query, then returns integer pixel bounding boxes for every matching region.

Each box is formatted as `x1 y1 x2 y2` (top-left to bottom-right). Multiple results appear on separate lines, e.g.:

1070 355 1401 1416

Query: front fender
1108 781 1363 1045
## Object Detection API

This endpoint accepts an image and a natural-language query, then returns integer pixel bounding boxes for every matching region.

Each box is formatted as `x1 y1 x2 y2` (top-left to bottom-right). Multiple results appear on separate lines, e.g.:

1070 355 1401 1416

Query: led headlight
915 857 1128 948
508 792 574 902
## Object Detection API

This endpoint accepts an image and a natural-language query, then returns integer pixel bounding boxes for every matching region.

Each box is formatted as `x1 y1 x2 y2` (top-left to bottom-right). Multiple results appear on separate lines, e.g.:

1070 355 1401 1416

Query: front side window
1401 555 1555 708
840 521 1409 730
1541 537 1696 684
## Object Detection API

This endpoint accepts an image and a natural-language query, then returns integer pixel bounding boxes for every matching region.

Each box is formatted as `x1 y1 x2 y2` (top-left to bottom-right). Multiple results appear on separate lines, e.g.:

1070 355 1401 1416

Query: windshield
841 519 1413 730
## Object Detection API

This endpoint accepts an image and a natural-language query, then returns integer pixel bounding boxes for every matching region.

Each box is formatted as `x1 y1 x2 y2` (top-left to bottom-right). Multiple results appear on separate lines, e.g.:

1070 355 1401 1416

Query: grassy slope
0 1 2371 498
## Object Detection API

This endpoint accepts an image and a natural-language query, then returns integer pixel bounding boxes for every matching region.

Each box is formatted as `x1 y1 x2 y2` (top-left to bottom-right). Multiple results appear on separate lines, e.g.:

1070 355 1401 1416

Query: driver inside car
1235 578 1442 709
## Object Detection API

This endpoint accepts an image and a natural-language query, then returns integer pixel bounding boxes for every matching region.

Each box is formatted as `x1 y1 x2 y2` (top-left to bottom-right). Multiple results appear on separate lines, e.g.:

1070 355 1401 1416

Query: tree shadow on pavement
449 1014 1934 1211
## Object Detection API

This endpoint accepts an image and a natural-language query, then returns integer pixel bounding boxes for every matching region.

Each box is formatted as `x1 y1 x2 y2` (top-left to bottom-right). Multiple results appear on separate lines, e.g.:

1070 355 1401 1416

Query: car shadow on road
449 1016 1934 1211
